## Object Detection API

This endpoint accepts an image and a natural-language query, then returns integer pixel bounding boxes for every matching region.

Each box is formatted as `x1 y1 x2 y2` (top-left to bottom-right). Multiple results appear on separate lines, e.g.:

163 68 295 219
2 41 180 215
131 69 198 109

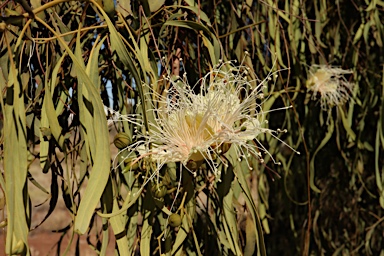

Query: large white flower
112 60 299 175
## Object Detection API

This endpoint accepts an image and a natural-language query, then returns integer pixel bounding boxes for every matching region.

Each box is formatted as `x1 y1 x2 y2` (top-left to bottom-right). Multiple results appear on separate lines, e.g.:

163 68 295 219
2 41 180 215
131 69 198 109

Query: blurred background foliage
0 0 383 255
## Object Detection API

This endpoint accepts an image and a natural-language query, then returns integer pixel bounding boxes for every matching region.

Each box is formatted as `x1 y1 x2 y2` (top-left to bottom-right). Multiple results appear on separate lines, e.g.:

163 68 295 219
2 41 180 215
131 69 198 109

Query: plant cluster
0 0 382 255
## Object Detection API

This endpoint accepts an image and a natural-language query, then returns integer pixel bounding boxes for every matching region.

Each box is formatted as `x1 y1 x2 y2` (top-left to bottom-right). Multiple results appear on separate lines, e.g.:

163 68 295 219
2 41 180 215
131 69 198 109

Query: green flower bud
168 213 182 227
113 132 131 149
0 22 7 32
0 192 5 210
186 160 198 170
0 219 7 228
151 183 167 198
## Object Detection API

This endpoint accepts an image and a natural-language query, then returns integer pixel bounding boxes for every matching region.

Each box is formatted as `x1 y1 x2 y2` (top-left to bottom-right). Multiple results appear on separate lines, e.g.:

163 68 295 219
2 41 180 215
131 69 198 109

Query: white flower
112 60 299 175
306 65 354 110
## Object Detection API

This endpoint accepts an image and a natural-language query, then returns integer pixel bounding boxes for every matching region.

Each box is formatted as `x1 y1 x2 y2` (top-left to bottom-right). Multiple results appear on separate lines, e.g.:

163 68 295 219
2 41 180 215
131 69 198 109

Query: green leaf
3 50 29 254
222 188 242 255
103 178 131 256
227 147 267 256
140 213 152 256
102 0 115 17
148 0 165 12
309 118 334 193
116 0 132 17
42 54 67 150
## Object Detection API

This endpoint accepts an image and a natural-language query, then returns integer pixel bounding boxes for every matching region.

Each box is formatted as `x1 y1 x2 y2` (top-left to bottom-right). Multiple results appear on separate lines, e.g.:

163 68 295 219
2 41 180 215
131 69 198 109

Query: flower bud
186 160 198 170
0 192 5 210
0 219 7 228
151 183 167 198
113 132 131 149
0 22 6 32
168 213 182 227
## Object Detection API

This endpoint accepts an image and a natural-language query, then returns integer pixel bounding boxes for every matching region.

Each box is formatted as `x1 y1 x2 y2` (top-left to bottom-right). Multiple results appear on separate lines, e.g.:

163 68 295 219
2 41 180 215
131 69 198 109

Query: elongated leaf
227 147 266 256
3 40 29 254
309 118 334 193
223 188 242 255
42 54 67 150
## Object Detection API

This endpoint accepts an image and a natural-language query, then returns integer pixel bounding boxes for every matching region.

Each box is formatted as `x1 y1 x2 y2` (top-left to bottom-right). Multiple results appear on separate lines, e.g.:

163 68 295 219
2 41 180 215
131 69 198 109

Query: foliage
0 0 383 255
